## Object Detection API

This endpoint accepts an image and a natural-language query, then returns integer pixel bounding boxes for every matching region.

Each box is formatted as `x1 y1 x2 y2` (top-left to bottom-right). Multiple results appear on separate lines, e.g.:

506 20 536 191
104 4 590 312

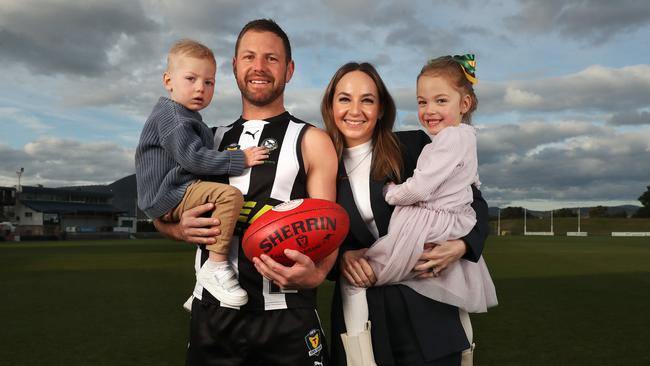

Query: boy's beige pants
169 180 243 254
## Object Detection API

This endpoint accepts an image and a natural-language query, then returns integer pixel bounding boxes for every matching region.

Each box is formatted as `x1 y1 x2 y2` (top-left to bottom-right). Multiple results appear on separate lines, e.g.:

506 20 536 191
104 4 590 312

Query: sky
1 0 649 210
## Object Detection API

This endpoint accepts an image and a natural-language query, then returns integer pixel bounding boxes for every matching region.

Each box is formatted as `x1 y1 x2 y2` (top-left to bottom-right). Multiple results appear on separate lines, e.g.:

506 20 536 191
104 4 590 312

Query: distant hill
62 175 644 220
489 205 641 218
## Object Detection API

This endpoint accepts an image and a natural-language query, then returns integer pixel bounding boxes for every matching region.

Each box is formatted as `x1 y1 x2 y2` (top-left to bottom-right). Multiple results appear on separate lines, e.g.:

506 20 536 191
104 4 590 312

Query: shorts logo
305 329 322 357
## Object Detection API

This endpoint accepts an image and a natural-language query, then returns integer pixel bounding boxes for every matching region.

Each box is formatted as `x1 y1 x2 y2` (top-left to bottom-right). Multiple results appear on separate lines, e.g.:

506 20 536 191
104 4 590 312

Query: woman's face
332 71 381 147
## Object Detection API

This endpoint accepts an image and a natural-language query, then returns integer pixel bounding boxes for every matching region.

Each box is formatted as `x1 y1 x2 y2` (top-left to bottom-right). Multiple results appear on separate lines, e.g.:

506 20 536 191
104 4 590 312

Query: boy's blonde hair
167 39 215 70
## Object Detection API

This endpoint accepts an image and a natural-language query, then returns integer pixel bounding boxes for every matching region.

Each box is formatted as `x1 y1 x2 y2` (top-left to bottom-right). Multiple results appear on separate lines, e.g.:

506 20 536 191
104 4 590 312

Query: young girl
341 55 497 365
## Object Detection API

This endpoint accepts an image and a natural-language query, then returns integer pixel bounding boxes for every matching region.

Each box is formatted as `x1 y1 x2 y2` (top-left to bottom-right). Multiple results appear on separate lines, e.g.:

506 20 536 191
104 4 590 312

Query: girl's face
332 71 381 147
417 75 471 135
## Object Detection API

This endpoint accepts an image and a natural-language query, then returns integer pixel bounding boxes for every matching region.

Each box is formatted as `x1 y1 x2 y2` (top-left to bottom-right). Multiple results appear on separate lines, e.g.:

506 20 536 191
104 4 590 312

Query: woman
321 62 489 365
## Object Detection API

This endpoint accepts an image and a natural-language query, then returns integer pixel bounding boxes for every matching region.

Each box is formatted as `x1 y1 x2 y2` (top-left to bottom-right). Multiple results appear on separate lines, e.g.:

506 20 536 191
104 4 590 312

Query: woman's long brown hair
321 62 403 183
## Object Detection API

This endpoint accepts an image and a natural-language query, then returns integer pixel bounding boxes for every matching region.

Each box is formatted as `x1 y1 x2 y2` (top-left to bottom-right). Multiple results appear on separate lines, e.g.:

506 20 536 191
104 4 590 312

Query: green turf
1 237 649 365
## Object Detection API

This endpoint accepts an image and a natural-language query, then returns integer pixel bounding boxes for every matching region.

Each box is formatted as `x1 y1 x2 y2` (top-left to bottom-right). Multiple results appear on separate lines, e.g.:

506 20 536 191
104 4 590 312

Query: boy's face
163 55 216 111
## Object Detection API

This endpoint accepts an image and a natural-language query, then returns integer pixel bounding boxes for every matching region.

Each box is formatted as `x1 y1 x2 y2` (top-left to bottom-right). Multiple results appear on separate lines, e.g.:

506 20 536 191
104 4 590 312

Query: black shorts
187 299 329 366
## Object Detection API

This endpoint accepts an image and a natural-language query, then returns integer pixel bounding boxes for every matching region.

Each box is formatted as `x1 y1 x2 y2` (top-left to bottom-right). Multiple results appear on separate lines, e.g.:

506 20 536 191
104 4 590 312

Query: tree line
494 186 650 219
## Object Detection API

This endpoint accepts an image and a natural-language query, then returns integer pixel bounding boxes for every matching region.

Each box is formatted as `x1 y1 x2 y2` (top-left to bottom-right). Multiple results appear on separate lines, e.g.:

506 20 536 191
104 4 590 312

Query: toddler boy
136 39 267 307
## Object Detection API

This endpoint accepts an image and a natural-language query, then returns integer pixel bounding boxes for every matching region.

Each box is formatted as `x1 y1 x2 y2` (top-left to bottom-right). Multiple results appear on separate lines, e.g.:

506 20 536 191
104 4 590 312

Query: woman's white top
342 140 379 239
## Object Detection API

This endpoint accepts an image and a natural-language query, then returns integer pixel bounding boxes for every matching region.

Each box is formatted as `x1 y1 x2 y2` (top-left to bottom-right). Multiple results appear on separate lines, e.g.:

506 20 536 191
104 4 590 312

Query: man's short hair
234 19 292 62
167 39 215 70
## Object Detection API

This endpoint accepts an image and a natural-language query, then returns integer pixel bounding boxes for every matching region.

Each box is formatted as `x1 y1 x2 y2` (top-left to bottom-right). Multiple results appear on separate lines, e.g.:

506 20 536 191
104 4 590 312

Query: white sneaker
182 295 194 313
197 263 248 306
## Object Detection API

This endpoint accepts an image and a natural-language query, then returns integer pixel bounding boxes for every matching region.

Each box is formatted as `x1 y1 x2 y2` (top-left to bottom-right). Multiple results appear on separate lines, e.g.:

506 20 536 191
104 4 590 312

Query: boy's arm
252 127 339 289
160 119 246 176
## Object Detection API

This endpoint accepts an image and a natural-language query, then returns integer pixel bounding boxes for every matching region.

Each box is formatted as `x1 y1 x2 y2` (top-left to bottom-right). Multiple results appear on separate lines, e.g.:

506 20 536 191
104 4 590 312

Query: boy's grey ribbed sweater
135 97 245 219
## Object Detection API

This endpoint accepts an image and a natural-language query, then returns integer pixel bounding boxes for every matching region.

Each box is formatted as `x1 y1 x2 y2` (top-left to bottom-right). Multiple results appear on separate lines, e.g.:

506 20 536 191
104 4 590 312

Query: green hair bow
452 54 477 85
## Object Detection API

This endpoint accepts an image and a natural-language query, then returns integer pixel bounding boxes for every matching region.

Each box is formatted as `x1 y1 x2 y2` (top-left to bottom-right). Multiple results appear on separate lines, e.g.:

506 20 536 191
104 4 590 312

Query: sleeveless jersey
192 112 316 311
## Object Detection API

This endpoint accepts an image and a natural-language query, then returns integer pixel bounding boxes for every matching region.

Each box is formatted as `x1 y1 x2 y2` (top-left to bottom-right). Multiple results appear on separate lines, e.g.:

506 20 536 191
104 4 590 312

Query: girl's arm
385 127 470 206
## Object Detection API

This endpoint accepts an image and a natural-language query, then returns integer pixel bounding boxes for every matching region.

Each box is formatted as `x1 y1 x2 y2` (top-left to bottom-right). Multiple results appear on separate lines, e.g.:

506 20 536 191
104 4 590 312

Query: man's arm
252 126 339 289
153 203 221 245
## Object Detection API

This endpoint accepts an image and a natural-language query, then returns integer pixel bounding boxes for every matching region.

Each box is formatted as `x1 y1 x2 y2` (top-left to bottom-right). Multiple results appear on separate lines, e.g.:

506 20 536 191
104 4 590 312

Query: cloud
0 138 134 187
477 120 610 164
0 0 159 76
503 86 543 108
0 107 52 133
607 110 650 126
506 0 650 44
478 122 650 204
478 64 650 115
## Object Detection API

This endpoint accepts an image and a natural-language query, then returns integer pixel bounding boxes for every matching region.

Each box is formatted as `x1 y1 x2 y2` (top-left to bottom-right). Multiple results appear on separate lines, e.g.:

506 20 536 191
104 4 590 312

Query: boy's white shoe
182 295 194 312
197 262 248 307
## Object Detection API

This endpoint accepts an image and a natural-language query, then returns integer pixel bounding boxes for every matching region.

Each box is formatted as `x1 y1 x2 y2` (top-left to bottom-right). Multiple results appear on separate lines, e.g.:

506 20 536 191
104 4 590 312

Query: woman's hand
154 203 221 244
413 239 467 278
340 248 377 287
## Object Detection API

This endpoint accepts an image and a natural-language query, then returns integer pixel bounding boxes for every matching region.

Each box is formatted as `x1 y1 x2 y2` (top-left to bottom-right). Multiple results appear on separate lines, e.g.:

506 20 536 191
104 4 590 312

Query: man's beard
237 73 286 107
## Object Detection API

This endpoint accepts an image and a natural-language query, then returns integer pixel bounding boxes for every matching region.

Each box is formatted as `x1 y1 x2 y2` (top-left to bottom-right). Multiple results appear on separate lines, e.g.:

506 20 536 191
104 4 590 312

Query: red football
242 198 349 266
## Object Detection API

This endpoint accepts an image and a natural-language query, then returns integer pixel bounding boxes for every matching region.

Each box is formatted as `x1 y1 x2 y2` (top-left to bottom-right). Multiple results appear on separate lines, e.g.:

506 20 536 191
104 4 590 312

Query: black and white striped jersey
192 112 317 311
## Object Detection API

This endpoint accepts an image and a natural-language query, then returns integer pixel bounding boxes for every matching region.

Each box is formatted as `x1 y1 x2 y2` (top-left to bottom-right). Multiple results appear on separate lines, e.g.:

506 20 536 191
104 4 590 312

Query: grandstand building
10 185 126 239
0 174 151 240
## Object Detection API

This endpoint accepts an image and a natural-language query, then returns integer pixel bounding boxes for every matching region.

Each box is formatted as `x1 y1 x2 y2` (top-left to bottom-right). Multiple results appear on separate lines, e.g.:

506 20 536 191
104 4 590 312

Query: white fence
524 231 554 236
611 232 650 237
567 232 588 236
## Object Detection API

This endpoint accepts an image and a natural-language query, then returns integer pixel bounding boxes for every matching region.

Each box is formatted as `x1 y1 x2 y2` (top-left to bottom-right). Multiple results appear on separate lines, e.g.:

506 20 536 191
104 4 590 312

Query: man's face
233 31 294 107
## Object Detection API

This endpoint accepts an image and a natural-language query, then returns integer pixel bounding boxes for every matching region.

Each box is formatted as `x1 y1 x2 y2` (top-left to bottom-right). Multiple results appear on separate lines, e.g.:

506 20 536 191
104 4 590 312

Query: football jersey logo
226 143 240 150
261 138 278 151
245 130 260 139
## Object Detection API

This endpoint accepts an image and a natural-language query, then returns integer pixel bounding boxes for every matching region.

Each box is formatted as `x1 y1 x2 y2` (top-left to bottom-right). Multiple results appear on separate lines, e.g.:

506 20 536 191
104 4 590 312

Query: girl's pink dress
364 124 497 312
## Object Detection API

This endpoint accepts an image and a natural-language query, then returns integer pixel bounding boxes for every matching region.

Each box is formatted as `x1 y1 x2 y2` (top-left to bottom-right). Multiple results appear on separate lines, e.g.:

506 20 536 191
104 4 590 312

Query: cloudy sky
1 0 649 210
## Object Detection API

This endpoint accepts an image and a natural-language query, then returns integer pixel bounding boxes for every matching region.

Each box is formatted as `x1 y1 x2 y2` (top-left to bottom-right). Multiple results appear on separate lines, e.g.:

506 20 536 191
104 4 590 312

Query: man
154 19 338 365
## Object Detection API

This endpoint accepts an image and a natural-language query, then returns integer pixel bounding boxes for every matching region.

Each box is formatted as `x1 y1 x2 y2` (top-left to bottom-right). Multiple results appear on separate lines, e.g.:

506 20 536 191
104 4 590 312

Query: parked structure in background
0 174 149 240
10 185 124 240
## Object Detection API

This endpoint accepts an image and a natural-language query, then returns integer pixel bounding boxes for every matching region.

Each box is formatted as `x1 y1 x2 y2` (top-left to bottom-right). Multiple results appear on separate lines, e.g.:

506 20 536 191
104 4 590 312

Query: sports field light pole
16 167 24 192
497 207 501 236
524 208 527 235
577 208 581 233
133 198 138 234
550 209 554 234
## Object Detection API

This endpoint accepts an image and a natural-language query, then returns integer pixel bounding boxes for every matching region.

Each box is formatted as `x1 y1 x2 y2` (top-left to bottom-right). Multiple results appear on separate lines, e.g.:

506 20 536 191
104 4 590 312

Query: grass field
1 236 649 365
